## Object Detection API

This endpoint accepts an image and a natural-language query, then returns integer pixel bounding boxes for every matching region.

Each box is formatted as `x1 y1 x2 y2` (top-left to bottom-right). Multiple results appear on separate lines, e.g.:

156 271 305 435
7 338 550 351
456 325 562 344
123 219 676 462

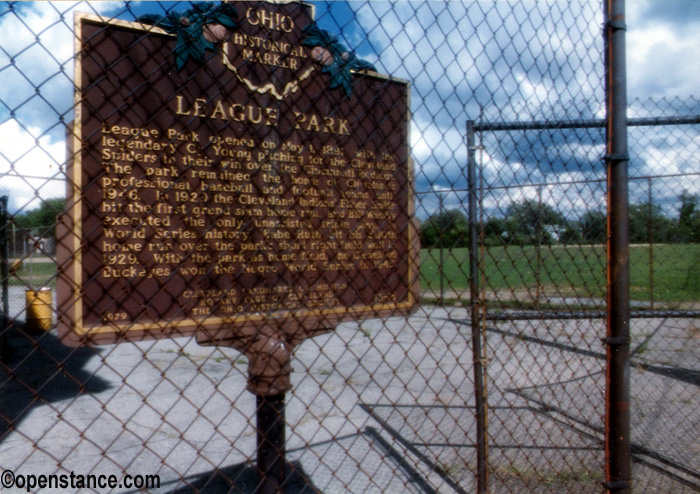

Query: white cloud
627 1 700 100
0 2 123 128
0 2 125 212
0 119 66 212
411 121 465 165
627 24 700 100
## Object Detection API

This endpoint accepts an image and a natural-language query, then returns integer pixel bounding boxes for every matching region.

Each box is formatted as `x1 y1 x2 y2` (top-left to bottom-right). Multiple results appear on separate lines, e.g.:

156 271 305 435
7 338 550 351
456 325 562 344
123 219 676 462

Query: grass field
421 243 700 305
6 244 699 305
7 260 57 288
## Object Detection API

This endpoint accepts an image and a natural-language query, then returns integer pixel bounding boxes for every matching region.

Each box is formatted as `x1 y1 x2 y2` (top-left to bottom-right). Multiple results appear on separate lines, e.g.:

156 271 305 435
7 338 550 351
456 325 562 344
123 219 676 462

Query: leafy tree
579 209 607 243
14 198 66 230
483 217 507 246
559 220 583 244
676 190 700 243
628 202 673 244
420 209 469 248
14 198 66 253
504 199 565 245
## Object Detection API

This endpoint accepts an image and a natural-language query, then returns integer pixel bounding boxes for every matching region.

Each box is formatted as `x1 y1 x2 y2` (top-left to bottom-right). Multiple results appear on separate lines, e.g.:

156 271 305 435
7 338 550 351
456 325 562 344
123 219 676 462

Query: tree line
10 193 700 249
420 191 700 247
12 198 66 232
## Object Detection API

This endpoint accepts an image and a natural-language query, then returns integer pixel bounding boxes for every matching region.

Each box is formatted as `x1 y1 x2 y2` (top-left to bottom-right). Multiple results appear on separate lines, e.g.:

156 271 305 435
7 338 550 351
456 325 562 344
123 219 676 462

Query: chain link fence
458 98 700 492
1 1 698 493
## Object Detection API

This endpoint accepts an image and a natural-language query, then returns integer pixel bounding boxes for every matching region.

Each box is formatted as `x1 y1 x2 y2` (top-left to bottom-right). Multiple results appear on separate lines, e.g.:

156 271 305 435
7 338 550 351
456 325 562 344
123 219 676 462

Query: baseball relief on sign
58 1 418 346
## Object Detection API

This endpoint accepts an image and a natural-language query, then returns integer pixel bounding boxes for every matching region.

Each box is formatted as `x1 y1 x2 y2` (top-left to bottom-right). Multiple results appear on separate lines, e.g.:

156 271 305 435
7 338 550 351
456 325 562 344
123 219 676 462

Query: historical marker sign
58 2 418 346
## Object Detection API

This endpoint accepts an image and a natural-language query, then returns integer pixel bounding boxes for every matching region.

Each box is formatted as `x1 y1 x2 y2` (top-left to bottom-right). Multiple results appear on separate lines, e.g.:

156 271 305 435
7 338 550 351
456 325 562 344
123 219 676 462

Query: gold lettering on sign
222 41 314 101
98 118 403 289
172 96 351 135
246 8 294 32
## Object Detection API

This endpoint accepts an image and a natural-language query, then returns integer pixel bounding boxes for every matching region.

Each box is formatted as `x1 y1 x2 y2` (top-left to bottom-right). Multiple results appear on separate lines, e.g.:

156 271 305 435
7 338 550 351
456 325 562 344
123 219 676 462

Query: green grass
7 260 57 288
629 243 700 303
6 244 699 305
421 243 700 304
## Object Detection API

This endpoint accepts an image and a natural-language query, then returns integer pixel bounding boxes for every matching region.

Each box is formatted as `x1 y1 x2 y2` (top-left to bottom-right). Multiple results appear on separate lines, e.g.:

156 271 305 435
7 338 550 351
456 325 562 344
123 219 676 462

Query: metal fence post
0 196 8 361
536 185 543 308
467 120 488 494
647 178 654 310
603 0 632 492
439 191 445 306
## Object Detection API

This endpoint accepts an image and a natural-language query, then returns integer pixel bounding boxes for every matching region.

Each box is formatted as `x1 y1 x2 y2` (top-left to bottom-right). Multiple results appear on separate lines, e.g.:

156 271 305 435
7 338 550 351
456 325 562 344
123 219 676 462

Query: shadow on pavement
0 318 111 439
159 461 322 494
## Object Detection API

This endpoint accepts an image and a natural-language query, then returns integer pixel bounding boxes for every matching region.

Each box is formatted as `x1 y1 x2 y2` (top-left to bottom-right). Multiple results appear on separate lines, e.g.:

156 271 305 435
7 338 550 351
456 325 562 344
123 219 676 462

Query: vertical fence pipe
604 1 632 493
647 178 654 310
467 121 488 494
1 196 8 361
439 192 445 305
536 185 542 308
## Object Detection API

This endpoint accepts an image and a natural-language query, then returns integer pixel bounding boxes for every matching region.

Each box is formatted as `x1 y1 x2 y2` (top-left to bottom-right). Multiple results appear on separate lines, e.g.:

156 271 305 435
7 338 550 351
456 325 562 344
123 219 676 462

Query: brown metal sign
58 2 418 349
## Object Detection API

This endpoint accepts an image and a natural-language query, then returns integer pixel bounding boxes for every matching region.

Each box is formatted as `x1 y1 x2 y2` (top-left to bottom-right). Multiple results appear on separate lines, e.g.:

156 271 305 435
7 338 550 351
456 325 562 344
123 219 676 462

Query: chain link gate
1 1 699 493
464 101 700 493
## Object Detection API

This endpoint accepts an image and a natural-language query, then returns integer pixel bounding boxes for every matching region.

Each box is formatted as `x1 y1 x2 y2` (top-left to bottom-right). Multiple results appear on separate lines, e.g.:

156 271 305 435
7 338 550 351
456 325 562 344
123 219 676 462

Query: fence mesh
1 1 699 493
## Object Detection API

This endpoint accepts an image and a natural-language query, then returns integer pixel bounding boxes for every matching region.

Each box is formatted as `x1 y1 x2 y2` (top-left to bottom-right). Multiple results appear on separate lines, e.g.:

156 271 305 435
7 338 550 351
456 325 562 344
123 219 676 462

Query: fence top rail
484 310 700 321
415 170 700 195
471 115 700 132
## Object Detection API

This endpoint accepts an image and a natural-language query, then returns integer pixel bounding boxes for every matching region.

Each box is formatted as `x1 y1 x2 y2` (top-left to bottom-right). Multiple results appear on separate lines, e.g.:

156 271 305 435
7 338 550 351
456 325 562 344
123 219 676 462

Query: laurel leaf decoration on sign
302 23 377 96
138 3 375 97
138 2 239 70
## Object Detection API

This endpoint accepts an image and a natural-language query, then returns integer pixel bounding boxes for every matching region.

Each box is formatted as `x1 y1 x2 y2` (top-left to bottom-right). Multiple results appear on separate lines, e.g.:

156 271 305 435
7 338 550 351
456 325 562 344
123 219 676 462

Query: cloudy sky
1 0 699 217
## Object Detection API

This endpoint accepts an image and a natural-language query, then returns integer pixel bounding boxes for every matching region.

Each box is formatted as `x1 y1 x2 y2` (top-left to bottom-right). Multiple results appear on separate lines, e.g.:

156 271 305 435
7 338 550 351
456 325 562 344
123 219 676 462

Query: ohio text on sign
58 3 418 346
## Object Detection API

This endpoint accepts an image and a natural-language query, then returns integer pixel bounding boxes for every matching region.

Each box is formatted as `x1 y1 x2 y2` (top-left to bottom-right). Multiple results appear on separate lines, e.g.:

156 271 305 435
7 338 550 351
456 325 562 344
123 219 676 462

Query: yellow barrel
25 288 53 331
